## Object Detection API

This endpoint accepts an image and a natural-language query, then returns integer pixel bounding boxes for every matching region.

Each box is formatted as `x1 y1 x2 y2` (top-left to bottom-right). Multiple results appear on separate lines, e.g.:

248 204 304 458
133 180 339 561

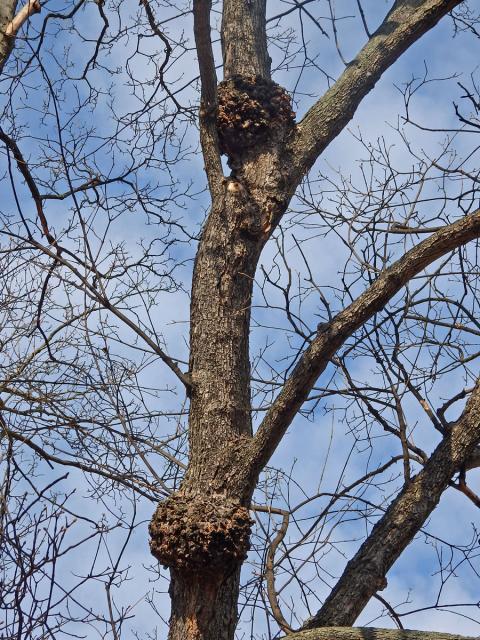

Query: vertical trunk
222 0 270 79
151 94 295 640
167 568 241 640
149 5 295 639
185 194 262 495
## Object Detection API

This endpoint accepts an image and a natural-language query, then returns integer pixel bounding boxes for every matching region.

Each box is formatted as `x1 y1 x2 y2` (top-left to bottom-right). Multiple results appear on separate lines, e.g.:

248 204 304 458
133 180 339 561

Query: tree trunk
147 2 474 639
149 73 295 637
167 568 241 640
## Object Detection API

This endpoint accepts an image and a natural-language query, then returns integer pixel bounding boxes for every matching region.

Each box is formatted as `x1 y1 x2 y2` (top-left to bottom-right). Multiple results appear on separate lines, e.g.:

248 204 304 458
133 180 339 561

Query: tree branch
140 0 182 111
0 0 18 74
4 0 40 37
247 209 480 480
0 128 56 245
0 419 161 501
4 229 192 392
193 0 223 195
288 0 462 182
286 628 476 640
300 377 480 627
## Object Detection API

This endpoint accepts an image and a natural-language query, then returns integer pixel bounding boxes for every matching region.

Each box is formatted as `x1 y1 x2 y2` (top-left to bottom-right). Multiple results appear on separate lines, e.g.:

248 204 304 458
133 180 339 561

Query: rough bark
0 0 18 74
149 487 254 638
221 0 270 79
287 629 476 640
193 0 223 194
166 568 241 640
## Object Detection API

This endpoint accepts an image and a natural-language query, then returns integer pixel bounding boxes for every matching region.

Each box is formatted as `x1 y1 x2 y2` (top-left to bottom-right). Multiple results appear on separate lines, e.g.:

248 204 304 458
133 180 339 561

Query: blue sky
1 1 480 638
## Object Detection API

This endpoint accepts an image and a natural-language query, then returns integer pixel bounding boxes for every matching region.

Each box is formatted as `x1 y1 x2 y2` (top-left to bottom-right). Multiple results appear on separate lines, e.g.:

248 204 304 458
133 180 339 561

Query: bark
4 0 40 37
180 4 295 494
193 0 223 194
0 0 18 74
0 1 42 75
287 629 476 640
185 192 260 494
167 569 241 640
221 0 270 79
152 6 293 638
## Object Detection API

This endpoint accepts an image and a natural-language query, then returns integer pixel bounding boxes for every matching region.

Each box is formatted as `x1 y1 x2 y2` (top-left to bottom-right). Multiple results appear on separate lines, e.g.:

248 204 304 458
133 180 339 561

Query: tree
1 1 480 639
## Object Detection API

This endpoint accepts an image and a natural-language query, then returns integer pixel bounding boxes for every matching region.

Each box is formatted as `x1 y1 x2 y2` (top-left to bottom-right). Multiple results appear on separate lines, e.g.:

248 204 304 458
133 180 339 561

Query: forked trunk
150 4 296 632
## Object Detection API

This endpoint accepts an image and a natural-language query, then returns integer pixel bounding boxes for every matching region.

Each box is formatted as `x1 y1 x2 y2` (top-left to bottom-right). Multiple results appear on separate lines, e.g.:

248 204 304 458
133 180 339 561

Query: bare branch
248 209 480 478
289 0 462 182
286 628 477 640
193 0 223 193
5 0 40 37
1 419 161 500
0 129 56 245
0 0 18 73
302 379 480 628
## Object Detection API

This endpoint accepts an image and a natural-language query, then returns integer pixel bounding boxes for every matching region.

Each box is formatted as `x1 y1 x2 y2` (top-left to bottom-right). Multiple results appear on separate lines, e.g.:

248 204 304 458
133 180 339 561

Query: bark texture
287 629 476 640
159 4 294 637
167 568 241 640
222 0 270 79
193 0 223 194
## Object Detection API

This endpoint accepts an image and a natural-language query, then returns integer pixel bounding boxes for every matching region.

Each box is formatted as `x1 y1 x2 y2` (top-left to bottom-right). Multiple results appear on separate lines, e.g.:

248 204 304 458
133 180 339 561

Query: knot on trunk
217 75 295 160
149 494 253 575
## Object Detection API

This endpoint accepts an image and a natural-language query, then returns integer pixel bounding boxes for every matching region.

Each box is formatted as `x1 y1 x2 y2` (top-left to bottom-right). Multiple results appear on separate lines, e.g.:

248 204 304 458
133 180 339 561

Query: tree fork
150 69 297 639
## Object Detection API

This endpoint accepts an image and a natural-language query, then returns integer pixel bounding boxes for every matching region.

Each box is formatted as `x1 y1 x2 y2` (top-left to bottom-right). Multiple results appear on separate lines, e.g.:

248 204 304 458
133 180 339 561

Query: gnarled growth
217 74 295 162
149 493 253 576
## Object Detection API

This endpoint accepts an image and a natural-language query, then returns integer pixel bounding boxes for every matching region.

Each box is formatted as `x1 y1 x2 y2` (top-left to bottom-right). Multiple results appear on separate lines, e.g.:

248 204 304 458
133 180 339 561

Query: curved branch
0 128 56 245
286 629 476 640
140 0 182 111
301 377 480 627
248 208 480 479
265 508 292 633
